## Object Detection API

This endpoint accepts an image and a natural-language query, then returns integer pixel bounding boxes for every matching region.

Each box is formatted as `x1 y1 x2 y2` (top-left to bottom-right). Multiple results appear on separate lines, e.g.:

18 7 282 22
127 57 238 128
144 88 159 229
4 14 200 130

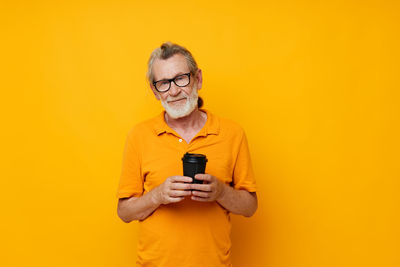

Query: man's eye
160 81 170 85
175 76 184 81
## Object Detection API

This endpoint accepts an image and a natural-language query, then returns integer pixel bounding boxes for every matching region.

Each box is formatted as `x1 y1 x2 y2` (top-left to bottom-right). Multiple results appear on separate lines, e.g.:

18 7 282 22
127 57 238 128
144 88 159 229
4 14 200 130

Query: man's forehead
152 54 190 81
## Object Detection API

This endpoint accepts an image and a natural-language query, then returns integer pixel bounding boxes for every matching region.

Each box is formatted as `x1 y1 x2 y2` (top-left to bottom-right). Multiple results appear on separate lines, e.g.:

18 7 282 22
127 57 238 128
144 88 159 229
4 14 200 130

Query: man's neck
164 108 207 132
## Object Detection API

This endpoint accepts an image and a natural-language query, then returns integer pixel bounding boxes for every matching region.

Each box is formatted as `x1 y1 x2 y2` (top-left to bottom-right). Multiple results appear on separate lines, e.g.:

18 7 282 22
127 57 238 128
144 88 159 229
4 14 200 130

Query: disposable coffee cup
182 153 208 184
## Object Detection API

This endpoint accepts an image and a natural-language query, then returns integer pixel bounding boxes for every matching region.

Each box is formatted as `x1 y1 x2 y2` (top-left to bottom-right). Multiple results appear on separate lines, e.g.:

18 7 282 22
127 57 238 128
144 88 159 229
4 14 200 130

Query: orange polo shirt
116 109 256 267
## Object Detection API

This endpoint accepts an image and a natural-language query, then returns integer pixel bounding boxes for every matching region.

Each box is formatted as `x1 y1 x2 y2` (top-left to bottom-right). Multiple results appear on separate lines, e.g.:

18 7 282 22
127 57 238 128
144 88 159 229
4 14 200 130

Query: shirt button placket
178 137 188 153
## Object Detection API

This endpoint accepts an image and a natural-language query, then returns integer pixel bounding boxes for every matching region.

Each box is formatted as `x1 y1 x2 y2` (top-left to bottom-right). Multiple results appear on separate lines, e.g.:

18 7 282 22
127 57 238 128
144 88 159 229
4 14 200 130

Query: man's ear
150 83 161 100
195 69 203 90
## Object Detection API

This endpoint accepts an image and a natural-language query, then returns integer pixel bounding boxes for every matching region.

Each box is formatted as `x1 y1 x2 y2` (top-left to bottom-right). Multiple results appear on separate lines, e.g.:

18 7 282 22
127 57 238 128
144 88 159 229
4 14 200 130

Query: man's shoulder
210 111 245 136
127 113 162 139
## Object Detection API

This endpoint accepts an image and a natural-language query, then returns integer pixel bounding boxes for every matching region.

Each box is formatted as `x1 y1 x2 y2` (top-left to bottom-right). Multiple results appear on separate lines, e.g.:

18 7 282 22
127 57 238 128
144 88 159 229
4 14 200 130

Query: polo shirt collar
153 109 220 137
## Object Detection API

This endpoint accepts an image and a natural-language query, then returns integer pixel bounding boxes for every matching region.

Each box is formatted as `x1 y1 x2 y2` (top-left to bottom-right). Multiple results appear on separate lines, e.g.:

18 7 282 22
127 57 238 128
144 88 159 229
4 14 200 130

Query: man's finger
192 190 209 198
190 184 212 192
170 190 191 197
170 183 192 190
191 196 211 202
194 174 212 181
171 176 193 183
168 196 185 203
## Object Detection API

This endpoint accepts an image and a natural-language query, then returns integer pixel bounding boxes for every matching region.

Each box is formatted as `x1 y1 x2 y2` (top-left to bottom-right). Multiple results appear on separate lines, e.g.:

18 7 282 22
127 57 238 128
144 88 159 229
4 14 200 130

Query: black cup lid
182 152 208 164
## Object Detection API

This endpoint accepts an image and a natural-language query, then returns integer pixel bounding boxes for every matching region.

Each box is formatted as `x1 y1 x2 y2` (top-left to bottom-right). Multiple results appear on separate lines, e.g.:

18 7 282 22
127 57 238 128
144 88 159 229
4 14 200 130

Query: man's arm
217 185 257 217
117 176 193 223
190 174 258 217
118 190 160 222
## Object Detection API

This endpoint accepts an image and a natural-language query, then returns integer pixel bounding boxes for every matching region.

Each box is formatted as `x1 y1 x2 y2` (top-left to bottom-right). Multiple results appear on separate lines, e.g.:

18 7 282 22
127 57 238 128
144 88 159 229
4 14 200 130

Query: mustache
166 92 188 103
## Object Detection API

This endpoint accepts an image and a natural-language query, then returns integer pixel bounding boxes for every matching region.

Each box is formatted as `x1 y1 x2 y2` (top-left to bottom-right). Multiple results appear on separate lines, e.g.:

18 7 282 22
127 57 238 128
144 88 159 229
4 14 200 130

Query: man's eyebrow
155 72 188 81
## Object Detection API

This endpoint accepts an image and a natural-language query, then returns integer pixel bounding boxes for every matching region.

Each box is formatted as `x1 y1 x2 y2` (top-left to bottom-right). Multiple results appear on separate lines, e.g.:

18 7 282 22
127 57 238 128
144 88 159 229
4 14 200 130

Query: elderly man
116 42 257 266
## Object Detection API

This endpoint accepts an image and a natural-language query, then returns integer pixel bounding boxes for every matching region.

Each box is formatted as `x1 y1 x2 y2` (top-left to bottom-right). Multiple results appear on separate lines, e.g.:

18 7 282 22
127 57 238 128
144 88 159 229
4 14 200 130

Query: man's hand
153 176 193 205
190 174 226 202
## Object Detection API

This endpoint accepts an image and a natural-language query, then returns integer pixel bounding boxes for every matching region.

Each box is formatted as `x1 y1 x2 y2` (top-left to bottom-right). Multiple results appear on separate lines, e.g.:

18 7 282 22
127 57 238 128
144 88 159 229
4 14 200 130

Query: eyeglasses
153 73 191 92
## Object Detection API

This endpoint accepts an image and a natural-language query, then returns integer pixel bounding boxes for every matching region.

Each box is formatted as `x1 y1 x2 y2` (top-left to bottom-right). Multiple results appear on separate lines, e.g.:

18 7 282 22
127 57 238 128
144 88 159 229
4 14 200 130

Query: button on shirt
117 109 256 267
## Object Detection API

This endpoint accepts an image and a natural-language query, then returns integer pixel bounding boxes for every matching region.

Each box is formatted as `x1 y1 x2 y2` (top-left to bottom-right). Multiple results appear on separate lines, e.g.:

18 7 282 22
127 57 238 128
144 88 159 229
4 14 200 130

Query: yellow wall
1 1 399 266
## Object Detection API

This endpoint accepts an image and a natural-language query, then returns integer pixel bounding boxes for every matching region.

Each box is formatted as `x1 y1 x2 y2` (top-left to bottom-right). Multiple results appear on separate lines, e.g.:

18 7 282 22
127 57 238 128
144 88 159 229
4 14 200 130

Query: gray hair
147 42 198 83
147 42 203 108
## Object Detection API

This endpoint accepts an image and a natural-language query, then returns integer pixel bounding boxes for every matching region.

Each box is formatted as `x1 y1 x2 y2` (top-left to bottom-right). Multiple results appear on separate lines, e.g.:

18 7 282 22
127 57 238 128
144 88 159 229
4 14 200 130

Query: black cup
182 153 208 184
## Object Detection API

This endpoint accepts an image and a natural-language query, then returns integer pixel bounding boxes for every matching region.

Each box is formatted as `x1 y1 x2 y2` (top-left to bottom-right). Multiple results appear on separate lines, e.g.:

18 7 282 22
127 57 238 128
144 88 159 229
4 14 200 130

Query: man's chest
173 128 198 144
139 135 236 190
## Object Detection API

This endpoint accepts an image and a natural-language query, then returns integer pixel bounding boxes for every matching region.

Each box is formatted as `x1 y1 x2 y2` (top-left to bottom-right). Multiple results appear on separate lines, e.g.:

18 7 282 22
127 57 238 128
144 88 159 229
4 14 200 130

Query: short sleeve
232 130 257 192
116 131 144 199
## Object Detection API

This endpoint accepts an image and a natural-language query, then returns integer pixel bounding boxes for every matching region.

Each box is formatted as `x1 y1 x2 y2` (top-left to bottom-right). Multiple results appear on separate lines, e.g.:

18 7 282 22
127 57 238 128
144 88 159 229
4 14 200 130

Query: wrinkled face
150 54 202 119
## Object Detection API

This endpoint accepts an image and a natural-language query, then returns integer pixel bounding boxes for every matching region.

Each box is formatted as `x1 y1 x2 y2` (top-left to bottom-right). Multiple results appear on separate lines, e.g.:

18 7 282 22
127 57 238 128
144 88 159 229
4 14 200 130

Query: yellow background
1 1 399 266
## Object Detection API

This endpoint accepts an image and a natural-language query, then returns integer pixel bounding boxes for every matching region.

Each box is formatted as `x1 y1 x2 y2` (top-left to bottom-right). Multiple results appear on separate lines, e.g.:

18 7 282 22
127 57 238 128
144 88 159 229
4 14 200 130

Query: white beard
161 86 198 119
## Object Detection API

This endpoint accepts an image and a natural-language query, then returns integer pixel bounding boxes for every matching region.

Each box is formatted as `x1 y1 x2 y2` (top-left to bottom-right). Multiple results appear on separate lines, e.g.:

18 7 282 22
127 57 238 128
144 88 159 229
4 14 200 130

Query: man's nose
168 82 181 96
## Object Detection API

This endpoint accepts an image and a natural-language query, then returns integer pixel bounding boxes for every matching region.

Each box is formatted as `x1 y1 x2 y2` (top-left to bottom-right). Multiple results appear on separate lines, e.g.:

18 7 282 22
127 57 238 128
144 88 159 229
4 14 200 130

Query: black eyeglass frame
152 72 191 93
